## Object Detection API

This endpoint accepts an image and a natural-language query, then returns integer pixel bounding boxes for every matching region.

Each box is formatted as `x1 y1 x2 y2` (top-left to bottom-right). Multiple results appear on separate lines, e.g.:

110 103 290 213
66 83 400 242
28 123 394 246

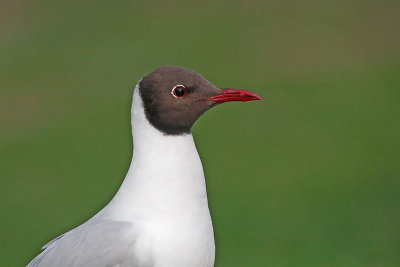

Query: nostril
222 89 238 94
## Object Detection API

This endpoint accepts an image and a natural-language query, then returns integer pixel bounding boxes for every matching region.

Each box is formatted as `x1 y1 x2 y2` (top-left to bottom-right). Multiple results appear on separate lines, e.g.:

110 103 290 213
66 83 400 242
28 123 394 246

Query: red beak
205 88 261 103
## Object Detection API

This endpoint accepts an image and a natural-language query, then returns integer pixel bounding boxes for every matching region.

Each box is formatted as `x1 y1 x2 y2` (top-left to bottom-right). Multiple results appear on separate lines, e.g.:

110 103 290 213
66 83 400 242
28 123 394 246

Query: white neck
103 85 210 222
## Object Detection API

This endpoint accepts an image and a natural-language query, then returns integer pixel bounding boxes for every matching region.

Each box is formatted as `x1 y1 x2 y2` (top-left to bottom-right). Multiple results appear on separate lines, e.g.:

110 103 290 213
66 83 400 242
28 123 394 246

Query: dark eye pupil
171 85 187 97
175 88 185 96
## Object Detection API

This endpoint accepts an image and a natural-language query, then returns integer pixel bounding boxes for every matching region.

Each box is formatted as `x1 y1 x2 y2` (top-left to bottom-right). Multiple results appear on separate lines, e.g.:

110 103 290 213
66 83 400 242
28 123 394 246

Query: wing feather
27 220 142 267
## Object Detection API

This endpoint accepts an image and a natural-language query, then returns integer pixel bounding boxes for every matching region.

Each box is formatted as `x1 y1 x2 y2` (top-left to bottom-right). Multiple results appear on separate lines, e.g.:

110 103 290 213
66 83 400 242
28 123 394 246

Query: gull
27 66 261 267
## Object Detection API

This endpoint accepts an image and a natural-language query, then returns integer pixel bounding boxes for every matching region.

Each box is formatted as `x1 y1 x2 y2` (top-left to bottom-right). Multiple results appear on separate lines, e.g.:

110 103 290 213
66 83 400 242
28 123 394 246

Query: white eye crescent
171 85 187 98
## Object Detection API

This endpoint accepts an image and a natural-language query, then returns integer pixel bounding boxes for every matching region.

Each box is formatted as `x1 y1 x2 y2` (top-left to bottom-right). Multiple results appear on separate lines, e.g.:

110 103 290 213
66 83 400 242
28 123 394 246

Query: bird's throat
104 87 211 222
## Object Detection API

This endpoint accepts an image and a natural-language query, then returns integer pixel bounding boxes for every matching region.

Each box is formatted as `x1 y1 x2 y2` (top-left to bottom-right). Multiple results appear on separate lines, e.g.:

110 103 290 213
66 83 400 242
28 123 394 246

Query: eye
171 85 187 98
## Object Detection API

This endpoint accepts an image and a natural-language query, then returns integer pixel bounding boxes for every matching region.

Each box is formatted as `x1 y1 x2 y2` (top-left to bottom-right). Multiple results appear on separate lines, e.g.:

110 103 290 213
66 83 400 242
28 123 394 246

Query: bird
27 66 261 267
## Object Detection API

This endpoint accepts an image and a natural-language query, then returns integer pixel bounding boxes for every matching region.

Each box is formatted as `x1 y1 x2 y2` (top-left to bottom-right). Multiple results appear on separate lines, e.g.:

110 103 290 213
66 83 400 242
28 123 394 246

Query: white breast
102 86 215 266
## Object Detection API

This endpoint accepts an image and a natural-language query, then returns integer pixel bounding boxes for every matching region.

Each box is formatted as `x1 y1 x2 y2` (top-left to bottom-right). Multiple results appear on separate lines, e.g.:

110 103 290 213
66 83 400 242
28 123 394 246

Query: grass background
1 0 399 266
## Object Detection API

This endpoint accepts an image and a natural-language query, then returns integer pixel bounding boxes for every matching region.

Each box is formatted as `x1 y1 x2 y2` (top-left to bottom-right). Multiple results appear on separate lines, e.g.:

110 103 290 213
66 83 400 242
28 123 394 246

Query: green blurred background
1 0 399 266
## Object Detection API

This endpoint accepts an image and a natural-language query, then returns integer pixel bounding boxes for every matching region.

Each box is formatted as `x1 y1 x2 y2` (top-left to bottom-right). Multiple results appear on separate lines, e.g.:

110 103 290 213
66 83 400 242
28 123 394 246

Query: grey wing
27 220 142 267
